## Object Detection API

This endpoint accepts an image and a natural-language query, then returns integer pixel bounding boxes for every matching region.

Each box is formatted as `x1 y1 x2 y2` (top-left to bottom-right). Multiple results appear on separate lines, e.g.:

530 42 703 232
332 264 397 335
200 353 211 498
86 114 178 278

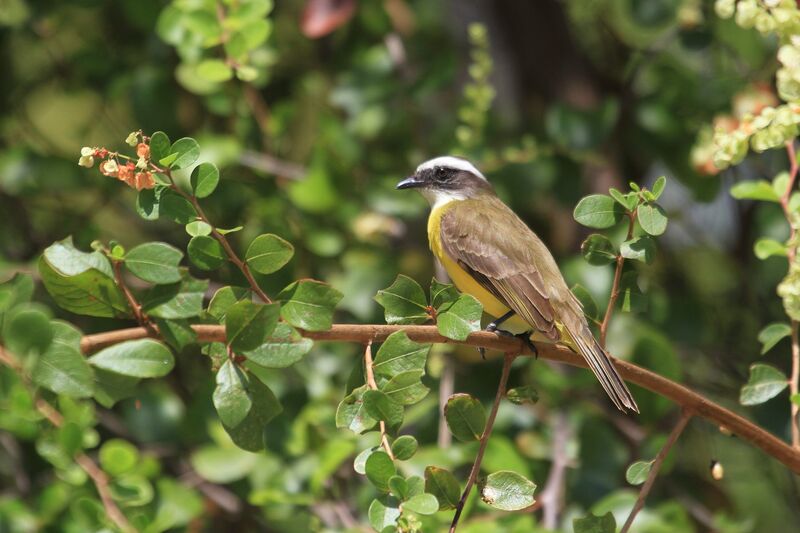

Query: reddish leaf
301 0 356 39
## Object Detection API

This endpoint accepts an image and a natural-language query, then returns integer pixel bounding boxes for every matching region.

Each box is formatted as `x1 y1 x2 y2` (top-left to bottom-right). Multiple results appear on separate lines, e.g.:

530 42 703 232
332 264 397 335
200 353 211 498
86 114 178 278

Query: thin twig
112 259 156 334
363 340 394 459
791 321 799 450
599 212 635 347
449 353 516 532
78 324 800 474
0 347 135 532
538 411 571 529
438 353 455 448
620 409 692 533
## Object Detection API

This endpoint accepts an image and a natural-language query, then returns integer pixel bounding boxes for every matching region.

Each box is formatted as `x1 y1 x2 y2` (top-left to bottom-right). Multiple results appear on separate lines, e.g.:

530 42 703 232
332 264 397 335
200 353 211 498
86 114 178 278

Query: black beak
396 174 424 190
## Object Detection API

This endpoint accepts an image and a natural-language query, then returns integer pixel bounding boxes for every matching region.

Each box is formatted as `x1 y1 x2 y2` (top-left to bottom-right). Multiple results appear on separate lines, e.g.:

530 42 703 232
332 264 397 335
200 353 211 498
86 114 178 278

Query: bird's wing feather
439 197 559 340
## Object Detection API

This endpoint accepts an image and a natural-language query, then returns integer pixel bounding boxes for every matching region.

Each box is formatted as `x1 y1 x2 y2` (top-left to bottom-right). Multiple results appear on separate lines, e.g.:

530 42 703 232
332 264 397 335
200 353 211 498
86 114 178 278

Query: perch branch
782 140 800 449
363 340 394 460
79 324 800 474
449 352 516 533
0 348 135 533
620 409 692 533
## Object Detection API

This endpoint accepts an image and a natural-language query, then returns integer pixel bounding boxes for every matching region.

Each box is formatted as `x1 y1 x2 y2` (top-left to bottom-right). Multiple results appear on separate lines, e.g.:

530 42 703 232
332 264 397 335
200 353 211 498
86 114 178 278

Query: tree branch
449 352 516 533
78 323 800 474
363 340 395 460
782 140 800 449
620 409 692 533
599 211 634 347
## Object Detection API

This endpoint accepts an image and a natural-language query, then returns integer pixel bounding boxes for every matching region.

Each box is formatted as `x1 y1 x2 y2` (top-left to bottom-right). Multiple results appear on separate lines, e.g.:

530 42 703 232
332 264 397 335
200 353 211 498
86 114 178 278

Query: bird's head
396 156 493 206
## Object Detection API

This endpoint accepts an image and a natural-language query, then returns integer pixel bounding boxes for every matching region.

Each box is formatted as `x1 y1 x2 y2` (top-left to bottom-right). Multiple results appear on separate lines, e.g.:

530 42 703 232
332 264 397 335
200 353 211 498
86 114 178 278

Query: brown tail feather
570 326 639 413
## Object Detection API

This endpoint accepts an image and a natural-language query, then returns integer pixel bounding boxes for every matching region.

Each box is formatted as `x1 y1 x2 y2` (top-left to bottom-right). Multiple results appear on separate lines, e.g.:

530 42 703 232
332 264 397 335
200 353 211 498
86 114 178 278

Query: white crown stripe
416 156 487 181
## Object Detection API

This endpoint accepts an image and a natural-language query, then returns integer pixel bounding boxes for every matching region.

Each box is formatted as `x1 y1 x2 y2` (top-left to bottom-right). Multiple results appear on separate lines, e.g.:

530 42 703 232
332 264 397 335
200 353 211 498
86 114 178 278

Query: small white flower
125 131 139 147
80 146 94 157
136 156 148 170
78 155 95 168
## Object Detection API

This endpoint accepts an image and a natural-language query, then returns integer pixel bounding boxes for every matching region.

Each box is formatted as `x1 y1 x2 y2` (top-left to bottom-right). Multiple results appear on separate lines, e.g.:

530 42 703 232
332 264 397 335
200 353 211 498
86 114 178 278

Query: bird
397 156 639 413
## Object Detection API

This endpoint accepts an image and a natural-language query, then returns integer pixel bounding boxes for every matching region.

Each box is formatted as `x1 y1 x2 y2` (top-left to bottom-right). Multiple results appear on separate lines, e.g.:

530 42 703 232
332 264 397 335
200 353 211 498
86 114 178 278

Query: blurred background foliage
1 0 799 531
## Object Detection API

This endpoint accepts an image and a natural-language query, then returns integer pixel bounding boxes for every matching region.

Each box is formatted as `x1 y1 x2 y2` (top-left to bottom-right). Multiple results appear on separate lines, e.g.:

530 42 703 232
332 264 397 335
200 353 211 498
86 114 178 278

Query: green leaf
150 478 203 532
618 271 645 313
225 301 280 352
136 186 164 220
278 280 342 331
362 390 404 428
436 294 482 341
571 284 599 321
185 220 212 237
222 375 282 451
39 238 129 318
381 370 429 405
93 369 139 408
625 460 653 485
372 331 431 378
609 188 639 211
187 236 226 270
478 471 536 511
354 447 376 475
740 363 788 405
99 439 139 477
390 435 418 460
196 59 233 82
140 274 207 319
336 385 377 434
506 385 539 405
124 242 183 284
168 137 200 170
620 235 656 264
403 493 438 515
754 238 788 260
154 318 197 351
424 466 460 510
149 131 171 163
651 176 667 199
444 393 486 442
0 273 34 312
88 339 174 378
573 512 616 533
573 194 625 229
208 286 250 322
375 275 429 324
3 305 52 355
190 162 219 198
730 180 780 202
581 234 617 265
758 323 792 355
243 322 312 368
31 321 93 398
430 278 459 309
388 475 409 500
245 234 294 275
368 498 400 532
190 445 258 484
213 360 252 428
159 190 197 224
365 451 396 492
637 203 668 236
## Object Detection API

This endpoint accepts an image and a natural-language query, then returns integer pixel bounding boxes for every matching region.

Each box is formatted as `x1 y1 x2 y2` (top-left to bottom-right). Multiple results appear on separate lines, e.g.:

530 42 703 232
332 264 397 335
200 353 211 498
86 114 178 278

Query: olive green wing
439 198 560 341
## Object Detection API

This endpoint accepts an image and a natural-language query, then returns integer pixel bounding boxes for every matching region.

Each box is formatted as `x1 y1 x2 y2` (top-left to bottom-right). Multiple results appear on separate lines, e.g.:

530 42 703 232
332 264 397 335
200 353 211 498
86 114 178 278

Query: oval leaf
365 451 396 492
278 280 342 331
88 339 174 378
637 203 668 236
436 294 482 341
124 242 183 284
740 363 788 405
444 393 486 442
374 275 429 324
581 234 617 265
168 138 200 170
190 162 220 198
187 236 226 270
573 194 625 229
245 234 295 275
225 301 280 353
625 460 652 485
424 466 460 510
758 322 792 355
402 493 438 515
213 360 252 428
478 471 536 511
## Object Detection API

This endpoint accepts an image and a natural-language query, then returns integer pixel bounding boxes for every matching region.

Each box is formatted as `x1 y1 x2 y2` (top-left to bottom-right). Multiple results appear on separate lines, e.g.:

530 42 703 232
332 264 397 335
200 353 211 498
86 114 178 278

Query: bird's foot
479 328 538 358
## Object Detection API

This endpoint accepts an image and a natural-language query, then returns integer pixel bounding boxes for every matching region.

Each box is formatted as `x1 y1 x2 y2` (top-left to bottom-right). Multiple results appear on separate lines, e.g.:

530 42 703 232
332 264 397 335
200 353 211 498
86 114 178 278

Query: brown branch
363 340 395 460
112 259 156 334
449 353 516 533
0 347 135 532
620 409 692 533
78 324 800 474
792 321 799 450
599 212 635 347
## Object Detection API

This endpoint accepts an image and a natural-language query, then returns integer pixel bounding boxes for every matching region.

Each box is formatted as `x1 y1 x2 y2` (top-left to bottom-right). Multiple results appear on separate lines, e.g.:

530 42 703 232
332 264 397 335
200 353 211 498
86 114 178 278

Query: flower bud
99 159 119 177
136 142 150 159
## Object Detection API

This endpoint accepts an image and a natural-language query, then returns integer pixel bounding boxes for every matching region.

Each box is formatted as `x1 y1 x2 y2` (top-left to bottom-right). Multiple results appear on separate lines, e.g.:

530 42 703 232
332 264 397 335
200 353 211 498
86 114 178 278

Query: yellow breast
428 201 527 330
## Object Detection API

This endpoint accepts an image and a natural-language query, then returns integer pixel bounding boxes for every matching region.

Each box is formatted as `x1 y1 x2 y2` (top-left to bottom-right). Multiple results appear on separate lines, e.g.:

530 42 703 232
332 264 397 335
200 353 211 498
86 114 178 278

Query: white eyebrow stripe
416 156 487 181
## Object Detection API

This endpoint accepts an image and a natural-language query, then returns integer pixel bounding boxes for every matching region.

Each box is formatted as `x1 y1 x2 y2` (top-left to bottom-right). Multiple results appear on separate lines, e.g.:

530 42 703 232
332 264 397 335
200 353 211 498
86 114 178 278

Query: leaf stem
620 409 692 533
599 211 635 347
363 340 395 460
449 352 516 533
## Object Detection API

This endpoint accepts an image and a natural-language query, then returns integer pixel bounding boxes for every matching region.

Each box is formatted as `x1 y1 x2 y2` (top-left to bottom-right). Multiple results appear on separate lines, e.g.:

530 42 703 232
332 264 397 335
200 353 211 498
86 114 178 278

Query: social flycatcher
397 156 639 413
